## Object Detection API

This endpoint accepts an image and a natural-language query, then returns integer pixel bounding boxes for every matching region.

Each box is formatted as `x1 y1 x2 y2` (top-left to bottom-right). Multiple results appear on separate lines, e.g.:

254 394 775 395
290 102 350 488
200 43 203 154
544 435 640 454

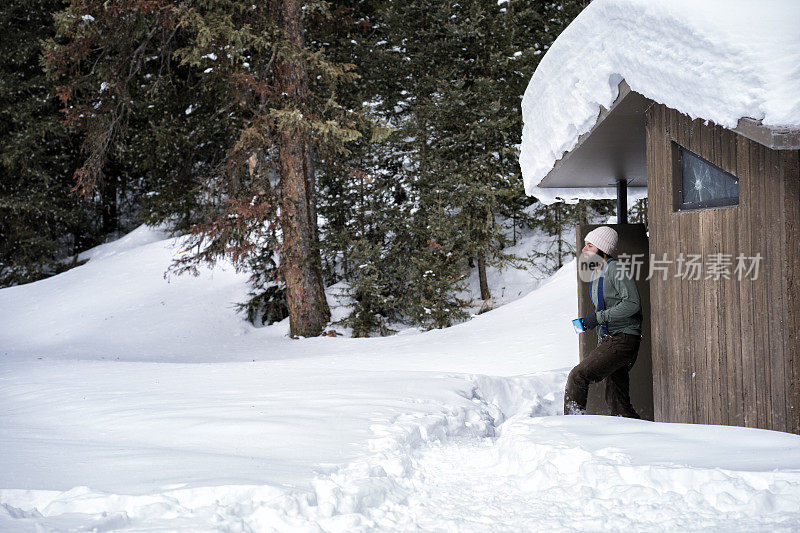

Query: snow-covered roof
520 0 800 203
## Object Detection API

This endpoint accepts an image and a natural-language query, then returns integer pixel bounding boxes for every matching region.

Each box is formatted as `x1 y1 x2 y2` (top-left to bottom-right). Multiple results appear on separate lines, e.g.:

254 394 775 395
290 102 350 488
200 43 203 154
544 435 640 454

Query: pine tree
354 0 549 315
310 1 412 334
270 0 332 336
41 0 239 241
22 0 598 335
0 0 92 287
312 0 593 333
45 0 379 337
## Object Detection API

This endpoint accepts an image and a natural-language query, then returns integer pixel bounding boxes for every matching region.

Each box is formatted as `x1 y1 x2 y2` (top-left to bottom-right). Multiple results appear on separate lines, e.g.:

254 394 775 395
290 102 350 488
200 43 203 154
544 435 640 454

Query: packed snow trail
364 416 800 532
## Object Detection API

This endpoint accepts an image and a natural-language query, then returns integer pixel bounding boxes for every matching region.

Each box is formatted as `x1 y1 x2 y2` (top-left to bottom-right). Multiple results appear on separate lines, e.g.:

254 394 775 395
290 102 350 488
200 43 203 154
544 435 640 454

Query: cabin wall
646 103 800 434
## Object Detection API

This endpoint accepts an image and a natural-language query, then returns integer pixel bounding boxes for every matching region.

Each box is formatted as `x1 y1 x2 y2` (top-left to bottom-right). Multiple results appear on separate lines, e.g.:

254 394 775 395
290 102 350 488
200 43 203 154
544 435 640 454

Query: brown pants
564 332 641 418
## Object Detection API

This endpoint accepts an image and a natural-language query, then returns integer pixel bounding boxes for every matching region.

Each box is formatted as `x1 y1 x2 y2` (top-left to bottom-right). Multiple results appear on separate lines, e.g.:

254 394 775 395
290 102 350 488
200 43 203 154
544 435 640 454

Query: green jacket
590 259 642 337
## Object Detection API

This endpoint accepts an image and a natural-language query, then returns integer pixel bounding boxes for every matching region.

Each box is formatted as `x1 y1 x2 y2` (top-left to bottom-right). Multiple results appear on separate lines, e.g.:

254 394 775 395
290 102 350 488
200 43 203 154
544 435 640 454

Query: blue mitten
581 313 599 330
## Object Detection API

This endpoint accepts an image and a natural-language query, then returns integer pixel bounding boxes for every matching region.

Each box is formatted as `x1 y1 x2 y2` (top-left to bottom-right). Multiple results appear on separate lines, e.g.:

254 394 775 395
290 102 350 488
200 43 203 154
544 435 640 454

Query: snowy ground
2 226 800 531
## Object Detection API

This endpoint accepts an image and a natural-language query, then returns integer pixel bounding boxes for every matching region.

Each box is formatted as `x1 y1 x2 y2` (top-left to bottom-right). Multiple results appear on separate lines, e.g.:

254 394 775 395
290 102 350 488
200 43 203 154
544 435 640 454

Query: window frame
672 143 739 212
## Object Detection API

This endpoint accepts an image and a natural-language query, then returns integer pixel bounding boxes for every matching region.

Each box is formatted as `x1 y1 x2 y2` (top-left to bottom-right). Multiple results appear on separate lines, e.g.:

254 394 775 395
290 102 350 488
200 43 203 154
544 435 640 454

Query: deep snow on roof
519 0 800 200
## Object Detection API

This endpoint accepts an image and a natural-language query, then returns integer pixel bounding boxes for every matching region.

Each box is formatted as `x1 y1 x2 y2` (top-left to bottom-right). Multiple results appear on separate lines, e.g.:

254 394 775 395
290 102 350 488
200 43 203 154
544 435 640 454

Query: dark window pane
680 148 738 208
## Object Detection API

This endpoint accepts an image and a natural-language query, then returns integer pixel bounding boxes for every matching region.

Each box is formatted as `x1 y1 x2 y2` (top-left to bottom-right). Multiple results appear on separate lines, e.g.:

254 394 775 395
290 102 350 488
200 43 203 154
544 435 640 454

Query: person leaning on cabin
565 226 643 418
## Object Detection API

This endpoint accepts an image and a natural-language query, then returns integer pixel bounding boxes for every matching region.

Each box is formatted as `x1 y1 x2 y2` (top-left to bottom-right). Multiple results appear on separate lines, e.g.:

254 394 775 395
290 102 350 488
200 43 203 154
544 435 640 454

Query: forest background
1 0 644 337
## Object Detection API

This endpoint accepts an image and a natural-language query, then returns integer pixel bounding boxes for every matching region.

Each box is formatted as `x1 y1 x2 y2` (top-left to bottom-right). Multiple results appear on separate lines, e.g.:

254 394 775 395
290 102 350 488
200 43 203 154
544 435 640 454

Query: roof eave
537 80 800 191
734 118 800 150
537 80 651 189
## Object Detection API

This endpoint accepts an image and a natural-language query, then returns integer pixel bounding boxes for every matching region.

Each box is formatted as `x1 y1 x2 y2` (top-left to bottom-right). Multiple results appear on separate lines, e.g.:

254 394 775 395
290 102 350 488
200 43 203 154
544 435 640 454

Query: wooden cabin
535 80 800 434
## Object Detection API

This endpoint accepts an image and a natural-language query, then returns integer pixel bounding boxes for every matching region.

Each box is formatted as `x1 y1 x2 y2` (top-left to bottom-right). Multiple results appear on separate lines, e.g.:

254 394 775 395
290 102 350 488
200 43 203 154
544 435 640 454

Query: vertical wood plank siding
646 103 800 434
784 150 800 434
646 108 665 422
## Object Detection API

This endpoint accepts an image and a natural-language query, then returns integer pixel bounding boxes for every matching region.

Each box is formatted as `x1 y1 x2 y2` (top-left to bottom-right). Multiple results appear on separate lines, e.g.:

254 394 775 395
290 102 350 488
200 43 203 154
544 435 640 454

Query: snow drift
2 226 800 531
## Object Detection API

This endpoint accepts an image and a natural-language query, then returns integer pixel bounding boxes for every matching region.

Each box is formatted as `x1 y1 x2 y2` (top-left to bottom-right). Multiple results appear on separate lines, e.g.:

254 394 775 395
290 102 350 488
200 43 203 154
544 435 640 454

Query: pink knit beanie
585 226 618 256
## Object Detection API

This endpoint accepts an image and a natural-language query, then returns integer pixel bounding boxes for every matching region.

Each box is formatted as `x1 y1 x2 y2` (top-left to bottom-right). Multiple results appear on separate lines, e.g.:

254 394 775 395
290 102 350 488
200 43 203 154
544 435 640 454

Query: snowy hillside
2 226 800 531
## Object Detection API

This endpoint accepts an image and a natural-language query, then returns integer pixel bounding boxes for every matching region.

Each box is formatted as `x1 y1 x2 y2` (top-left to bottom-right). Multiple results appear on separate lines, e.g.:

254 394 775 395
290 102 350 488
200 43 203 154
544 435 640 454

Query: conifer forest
1 0 631 337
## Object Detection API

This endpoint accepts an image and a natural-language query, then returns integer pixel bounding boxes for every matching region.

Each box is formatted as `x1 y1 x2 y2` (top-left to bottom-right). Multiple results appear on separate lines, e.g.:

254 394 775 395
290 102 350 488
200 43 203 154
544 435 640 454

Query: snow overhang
519 0 800 205
536 80 800 192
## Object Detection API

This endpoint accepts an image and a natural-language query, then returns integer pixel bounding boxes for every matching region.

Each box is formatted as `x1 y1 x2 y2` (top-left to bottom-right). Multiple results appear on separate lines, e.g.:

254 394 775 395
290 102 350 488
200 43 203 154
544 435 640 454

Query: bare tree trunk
276 0 330 337
101 171 118 236
477 252 491 301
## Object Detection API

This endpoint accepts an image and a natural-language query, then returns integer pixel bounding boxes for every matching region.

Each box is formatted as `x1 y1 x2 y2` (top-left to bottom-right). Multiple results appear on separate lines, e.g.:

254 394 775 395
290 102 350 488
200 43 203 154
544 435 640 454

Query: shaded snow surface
2 226 800 531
